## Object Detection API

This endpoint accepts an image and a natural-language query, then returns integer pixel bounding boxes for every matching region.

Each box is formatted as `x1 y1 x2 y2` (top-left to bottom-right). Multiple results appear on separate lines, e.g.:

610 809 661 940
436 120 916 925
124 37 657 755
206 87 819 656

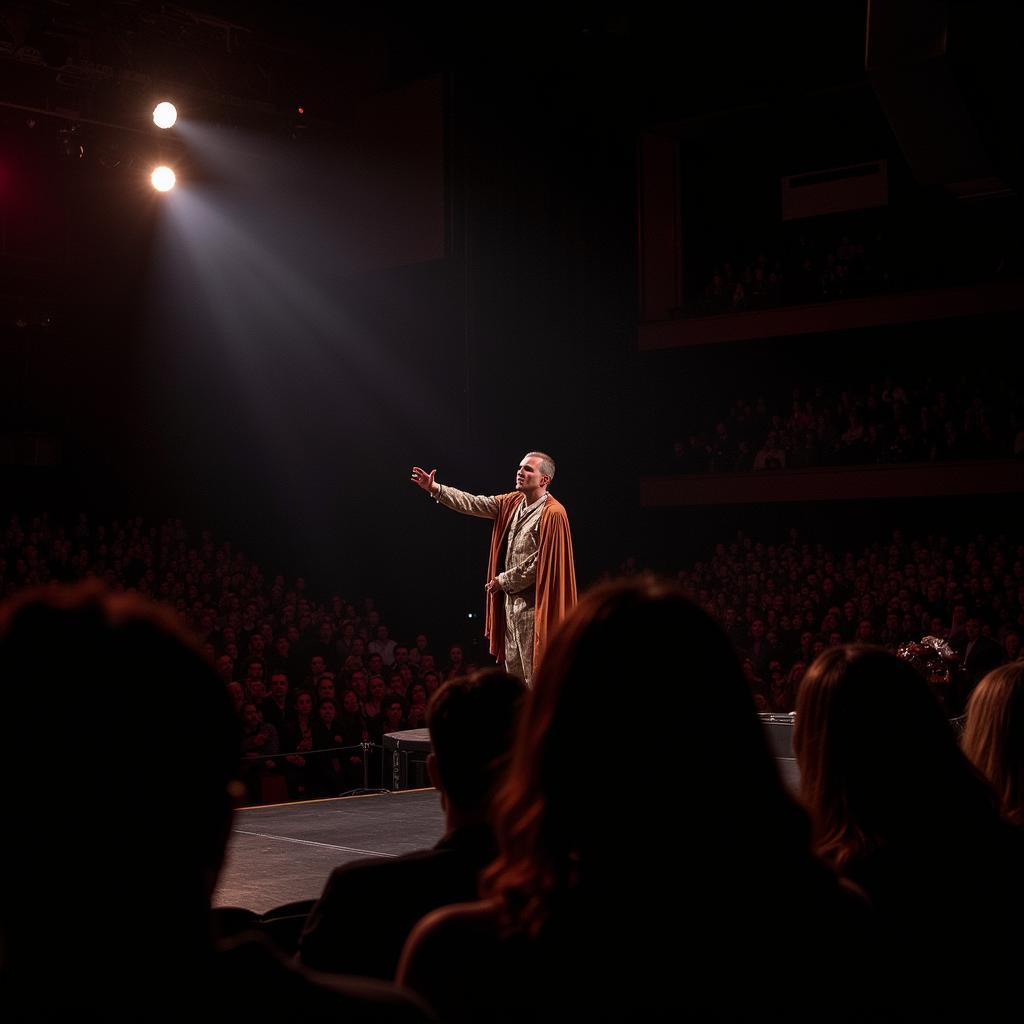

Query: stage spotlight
151 166 176 192
153 102 177 129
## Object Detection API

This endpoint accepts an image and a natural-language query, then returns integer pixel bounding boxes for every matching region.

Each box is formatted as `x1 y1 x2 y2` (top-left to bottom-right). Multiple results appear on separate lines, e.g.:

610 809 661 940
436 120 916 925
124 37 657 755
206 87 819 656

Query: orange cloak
483 492 577 674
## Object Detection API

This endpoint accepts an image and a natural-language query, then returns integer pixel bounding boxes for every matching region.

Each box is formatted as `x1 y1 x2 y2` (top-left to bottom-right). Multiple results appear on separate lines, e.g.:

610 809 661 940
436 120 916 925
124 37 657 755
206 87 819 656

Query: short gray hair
525 451 556 481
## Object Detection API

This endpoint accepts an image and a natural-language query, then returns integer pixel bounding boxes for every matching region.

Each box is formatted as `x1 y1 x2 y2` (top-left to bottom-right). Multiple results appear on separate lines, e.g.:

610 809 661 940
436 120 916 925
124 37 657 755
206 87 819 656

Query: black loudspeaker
865 0 1021 198
381 728 431 790
759 713 795 760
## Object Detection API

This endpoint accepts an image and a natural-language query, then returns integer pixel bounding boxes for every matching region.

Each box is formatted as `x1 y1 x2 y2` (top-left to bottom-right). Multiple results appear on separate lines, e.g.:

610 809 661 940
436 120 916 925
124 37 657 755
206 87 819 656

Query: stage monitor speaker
865 0 1021 199
759 713 795 760
382 728 431 790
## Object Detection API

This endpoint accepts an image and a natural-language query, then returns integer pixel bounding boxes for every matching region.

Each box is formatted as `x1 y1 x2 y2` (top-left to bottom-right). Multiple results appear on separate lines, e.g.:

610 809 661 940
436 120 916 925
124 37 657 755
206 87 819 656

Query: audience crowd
0 581 433 1020
689 207 1018 318
649 525 1022 716
4 510 1021 767
0 511 477 803
2 521 1023 1018
663 373 1024 473
696 226 891 315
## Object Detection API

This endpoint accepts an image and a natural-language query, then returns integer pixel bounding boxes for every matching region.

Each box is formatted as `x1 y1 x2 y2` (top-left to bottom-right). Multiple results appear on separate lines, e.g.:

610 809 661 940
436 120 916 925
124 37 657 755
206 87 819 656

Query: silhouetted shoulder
398 901 507 1010
217 933 434 1021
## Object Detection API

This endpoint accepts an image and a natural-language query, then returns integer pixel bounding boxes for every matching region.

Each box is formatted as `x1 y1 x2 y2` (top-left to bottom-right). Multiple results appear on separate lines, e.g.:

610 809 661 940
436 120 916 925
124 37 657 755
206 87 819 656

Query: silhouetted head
795 644 996 866
427 668 525 820
963 662 1024 826
485 577 806 933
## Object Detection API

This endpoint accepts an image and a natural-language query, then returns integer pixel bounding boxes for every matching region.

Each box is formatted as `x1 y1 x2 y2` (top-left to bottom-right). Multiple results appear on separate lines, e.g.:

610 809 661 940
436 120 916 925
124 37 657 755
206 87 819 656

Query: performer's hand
411 466 437 494
485 577 503 596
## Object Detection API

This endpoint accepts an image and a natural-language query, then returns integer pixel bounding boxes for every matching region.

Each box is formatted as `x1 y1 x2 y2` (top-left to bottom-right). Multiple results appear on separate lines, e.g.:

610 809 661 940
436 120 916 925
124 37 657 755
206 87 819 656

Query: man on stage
411 452 576 686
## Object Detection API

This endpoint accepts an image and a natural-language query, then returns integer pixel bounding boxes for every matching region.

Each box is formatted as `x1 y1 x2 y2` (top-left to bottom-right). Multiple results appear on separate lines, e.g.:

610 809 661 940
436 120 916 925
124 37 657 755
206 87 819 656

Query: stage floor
214 788 445 913
214 757 799 914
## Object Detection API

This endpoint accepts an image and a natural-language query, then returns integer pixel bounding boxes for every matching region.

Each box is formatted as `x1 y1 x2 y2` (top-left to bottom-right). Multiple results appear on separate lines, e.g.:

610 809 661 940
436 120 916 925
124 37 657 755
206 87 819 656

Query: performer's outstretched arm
410 465 500 520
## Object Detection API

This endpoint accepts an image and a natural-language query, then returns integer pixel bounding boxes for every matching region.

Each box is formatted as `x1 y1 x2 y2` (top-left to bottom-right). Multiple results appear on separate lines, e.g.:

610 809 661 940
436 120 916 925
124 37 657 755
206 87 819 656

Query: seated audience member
363 676 388 744
315 674 337 703
305 654 329 691
349 668 370 701
261 671 294 735
369 624 397 668
226 680 245 714
442 644 465 681
246 676 268 705
239 700 280 803
283 689 317 798
338 688 368 788
1002 630 1021 663
300 669 525 979
951 616 1004 693
382 697 407 733
406 682 429 729
794 645 1024 1016
0 582 430 1020
215 653 235 684
285 689 316 748
244 657 265 696
309 698 345 796
962 662 1024 826
398 579 874 1022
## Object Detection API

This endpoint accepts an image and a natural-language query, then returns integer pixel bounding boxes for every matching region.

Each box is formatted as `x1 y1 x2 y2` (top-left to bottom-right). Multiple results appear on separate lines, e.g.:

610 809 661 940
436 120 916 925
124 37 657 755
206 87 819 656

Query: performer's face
516 457 546 491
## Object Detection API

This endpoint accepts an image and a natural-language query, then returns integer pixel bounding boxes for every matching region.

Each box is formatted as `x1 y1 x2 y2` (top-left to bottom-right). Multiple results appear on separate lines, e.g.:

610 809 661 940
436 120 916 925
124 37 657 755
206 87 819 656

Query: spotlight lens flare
153 102 178 129
151 166 176 192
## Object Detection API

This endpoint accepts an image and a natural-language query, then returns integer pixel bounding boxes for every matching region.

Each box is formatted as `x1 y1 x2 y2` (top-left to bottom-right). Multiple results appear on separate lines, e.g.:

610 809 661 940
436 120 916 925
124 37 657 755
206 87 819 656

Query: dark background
2 3 1023 645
